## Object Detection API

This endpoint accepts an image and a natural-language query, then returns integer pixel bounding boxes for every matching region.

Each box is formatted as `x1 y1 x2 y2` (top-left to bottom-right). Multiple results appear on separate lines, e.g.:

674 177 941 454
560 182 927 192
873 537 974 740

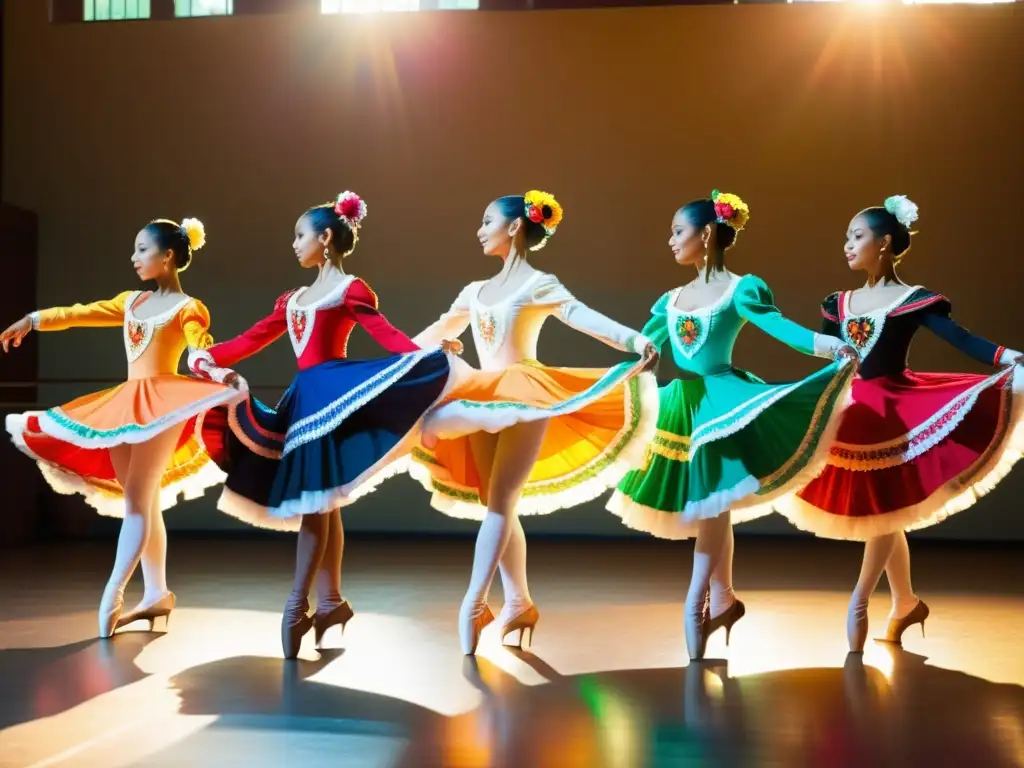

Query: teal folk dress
607 274 857 539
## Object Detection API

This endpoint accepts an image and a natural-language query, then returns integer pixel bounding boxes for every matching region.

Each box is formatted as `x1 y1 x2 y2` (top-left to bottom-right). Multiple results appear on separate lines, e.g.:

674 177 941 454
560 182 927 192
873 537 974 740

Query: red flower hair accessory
334 191 368 229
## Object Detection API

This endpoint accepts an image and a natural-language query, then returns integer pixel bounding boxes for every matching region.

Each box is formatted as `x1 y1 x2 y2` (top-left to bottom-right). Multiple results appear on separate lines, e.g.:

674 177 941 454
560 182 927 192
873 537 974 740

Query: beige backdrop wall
3 0 1022 538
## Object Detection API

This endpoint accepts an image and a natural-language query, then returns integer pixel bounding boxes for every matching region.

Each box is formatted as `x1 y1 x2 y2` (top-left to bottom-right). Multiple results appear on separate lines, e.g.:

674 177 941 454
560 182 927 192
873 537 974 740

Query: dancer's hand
836 345 859 366
0 316 32 353
441 338 464 356
640 342 659 372
224 372 247 391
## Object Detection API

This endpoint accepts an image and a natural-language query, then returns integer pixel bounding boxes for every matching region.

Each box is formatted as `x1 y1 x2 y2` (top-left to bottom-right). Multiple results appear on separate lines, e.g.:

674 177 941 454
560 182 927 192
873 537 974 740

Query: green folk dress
607 273 856 539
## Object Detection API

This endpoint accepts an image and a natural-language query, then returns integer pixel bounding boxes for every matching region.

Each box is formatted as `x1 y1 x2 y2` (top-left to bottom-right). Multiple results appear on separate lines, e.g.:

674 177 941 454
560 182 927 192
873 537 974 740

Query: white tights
847 531 918 651
461 420 548 650
103 426 181 631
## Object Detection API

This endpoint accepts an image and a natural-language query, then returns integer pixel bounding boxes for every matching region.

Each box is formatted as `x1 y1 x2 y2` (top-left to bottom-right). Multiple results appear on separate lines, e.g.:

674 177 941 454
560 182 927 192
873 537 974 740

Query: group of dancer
2 188 1020 662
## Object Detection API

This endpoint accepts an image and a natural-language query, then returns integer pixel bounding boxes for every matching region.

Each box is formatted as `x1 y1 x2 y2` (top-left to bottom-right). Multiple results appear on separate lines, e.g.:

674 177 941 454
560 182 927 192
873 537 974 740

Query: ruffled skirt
776 366 1023 540
5 374 243 516
407 357 659 520
204 349 451 530
607 359 856 539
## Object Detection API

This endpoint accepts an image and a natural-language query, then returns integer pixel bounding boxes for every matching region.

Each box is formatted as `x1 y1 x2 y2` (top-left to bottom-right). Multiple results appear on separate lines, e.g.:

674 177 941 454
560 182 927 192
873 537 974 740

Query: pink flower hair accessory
334 191 368 229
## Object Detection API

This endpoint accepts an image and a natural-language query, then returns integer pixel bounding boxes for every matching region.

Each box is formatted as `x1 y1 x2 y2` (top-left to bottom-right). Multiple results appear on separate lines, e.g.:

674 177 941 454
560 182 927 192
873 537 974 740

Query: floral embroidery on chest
473 306 506 352
477 311 498 347
124 317 154 363
123 292 186 364
472 284 508 352
290 308 309 344
844 317 876 350
667 284 731 360
670 308 710 359
839 290 903 361
287 278 354 359
676 315 704 349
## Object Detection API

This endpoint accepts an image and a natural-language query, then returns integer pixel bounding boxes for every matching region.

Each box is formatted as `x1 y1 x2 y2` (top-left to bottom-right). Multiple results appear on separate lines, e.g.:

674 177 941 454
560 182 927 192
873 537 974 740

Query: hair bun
181 218 207 251
334 191 368 229
710 190 750 232
883 195 919 229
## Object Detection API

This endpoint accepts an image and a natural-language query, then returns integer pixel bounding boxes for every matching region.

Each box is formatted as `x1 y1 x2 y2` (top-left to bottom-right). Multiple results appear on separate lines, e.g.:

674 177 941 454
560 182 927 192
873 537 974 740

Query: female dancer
606 191 859 661
776 196 1022 652
2 218 245 637
189 191 457 658
409 190 660 654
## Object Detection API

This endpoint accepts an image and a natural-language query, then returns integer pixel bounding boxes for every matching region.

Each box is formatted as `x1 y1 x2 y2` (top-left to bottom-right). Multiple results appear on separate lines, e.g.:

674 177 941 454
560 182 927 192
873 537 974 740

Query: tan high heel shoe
314 600 355 649
282 599 314 660
881 599 930 645
460 604 495 656
707 599 746 646
498 604 539 649
116 592 176 632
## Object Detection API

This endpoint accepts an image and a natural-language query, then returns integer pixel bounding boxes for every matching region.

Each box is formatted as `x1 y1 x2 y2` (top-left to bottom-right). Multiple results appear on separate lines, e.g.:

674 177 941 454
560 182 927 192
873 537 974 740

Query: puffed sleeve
180 299 215 350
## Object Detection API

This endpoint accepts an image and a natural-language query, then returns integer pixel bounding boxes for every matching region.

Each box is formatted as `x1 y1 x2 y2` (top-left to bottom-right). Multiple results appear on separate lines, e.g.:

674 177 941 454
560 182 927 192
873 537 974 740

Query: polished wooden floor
1 536 1022 767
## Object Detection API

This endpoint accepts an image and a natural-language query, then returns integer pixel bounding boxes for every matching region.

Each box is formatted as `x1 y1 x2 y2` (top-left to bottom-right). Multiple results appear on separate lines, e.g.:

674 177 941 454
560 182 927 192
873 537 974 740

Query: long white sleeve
532 274 649 354
413 283 476 348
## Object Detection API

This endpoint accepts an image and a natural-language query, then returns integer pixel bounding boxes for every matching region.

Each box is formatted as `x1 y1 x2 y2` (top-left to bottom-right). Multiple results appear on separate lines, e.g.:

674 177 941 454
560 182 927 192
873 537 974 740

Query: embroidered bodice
189 275 418 382
642 274 839 377
821 285 1014 379
414 271 649 371
31 290 215 380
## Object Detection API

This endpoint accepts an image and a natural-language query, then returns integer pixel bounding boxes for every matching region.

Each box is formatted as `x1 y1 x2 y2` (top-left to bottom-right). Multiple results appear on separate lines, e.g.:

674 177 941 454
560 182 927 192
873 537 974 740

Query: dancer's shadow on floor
442 643 1024 768
0 633 160 731
76 640 1023 768
165 650 453 764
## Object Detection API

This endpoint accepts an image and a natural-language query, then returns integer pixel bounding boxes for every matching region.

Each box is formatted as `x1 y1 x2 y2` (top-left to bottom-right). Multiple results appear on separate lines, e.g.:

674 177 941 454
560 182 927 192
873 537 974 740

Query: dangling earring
323 247 330 263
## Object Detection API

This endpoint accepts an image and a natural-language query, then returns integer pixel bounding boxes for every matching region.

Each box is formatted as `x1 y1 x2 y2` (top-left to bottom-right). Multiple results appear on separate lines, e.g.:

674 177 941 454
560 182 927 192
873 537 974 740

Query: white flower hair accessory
334 191 368 229
884 195 919 229
181 217 207 252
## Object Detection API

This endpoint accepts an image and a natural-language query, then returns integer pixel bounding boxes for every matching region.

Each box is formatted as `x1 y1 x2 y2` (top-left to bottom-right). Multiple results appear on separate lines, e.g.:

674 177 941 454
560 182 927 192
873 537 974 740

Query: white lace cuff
186 347 226 380
812 333 844 359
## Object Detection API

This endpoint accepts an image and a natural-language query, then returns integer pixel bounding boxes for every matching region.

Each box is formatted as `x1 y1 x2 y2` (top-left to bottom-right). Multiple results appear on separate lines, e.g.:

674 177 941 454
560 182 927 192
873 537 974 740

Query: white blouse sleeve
531 274 649 355
413 283 476 348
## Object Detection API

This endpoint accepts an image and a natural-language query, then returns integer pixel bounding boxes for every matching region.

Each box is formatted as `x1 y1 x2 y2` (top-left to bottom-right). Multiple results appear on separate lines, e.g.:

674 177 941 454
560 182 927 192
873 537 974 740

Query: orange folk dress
5 291 246 516
407 272 659 519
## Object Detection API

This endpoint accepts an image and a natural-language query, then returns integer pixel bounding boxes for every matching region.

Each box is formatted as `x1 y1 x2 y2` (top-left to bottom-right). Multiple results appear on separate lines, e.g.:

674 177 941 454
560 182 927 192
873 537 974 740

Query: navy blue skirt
203 349 450 529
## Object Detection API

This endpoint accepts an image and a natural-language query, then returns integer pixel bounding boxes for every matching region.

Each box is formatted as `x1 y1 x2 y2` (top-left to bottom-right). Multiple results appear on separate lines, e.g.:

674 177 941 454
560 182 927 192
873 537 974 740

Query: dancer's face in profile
844 214 888 273
668 210 707 267
477 201 519 259
293 215 328 269
131 228 175 281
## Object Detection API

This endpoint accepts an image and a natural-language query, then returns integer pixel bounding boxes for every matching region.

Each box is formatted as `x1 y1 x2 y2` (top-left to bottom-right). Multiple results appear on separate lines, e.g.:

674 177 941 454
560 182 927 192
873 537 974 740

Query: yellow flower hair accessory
181 217 207 252
711 190 750 232
524 190 563 250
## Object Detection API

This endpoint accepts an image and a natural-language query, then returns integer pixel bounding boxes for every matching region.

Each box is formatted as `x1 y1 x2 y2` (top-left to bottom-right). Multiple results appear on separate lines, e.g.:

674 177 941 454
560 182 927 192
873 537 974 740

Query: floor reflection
1 539 1021 766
